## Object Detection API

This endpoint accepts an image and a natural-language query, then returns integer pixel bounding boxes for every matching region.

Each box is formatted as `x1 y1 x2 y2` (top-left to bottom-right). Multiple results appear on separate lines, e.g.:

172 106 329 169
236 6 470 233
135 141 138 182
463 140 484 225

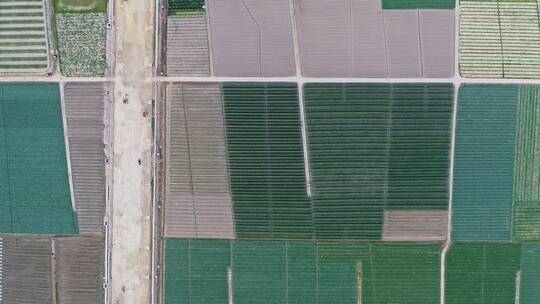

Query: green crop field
165 239 440 304
0 83 77 234
210 83 454 241
304 83 453 240
445 243 540 304
167 0 205 16
383 0 455 9
223 83 313 240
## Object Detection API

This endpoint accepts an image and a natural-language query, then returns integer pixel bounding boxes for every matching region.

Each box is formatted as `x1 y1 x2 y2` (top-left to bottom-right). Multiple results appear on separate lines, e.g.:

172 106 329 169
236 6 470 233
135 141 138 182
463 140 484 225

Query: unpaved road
110 0 154 302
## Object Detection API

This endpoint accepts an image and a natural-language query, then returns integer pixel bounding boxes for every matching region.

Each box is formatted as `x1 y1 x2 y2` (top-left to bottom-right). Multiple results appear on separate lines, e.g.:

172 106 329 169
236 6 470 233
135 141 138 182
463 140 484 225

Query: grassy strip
0 12 43 17
0 50 47 55
0 5 46 9
0 64 47 68
0 34 46 38
54 0 106 13
0 27 46 31
0 57 47 62
0 19 43 22
0 42 46 46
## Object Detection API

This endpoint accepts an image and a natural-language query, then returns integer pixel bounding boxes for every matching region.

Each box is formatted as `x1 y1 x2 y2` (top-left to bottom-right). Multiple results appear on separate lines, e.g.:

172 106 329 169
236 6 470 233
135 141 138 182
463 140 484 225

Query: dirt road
110 0 154 302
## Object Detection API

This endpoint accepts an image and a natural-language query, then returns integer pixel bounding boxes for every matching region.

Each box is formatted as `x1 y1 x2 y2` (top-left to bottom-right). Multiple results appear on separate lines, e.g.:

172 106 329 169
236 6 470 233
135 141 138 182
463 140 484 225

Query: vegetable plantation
55 13 106 76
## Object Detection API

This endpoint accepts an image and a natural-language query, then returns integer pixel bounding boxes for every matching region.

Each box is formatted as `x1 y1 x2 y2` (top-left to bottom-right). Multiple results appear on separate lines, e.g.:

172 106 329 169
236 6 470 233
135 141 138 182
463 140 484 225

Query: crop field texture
0 235 104 304
168 0 205 16
0 83 77 234
165 82 454 242
459 0 540 78
296 0 454 77
63 82 106 235
56 13 106 76
453 85 540 242
223 83 313 240
0 0 50 72
166 0 210 76
383 0 455 8
445 243 540 304
164 239 440 304
165 83 235 239
2 237 53 304
304 83 453 240
513 86 540 241
207 0 296 77
166 17 210 76
0 238 2 302
54 236 104 304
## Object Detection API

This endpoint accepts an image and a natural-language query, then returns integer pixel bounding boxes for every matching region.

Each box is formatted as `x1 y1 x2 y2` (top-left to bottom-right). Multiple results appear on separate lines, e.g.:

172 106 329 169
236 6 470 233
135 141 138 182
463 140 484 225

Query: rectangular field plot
304 83 453 240
0 83 77 234
223 83 312 240
164 239 440 304
55 0 107 12
164 82 455 242
444 243 540 304
453 85 540 242
54 236 104 304
165 83 234 239
56 13 106 76
166 0 209 76
296 0 454 77
382 210 448 241
166 15 210 76
0 236 105 304
520 244 540 304
0 0 50 73
459 0 540 78
513 86 540 241
167 0 205 16
2 237 53 304
383 0 455 9
63 82 106 235
453 85 517 241
207 0 295 76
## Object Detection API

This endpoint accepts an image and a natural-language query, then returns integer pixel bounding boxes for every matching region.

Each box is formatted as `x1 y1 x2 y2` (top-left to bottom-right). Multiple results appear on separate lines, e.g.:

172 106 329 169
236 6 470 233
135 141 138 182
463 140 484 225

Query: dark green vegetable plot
165 239 440 304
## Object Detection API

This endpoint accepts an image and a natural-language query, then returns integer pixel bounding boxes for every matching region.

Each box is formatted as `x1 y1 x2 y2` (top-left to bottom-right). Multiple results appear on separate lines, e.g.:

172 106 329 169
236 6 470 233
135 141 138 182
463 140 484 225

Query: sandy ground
110 0 154 302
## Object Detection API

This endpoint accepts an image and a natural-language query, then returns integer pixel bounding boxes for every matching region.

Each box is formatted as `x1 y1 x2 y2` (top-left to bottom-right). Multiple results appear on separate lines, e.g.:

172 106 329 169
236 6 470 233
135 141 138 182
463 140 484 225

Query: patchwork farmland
0 0 50 73
165 240 441 304
0 235 104 304
296 0 455 77
0 83 108 302
164 82 453 242
165 0 456 78
161 79 540 303
3 0 540 302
